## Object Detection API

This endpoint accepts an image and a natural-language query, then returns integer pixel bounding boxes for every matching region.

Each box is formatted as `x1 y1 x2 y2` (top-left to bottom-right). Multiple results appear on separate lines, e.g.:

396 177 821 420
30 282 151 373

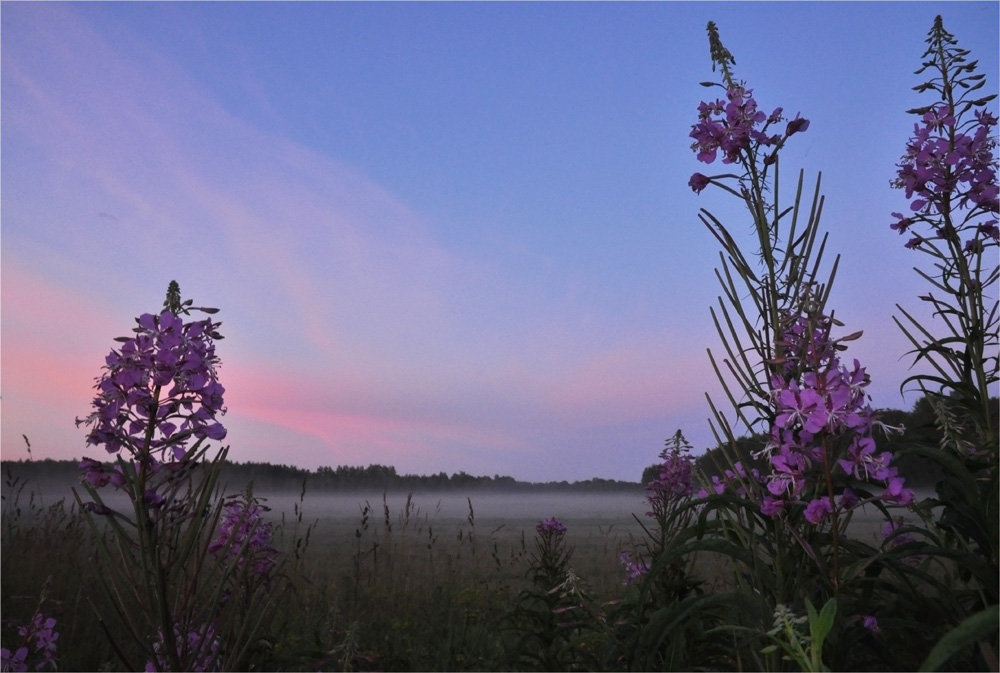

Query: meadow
1 480 934 671
0 481 647 670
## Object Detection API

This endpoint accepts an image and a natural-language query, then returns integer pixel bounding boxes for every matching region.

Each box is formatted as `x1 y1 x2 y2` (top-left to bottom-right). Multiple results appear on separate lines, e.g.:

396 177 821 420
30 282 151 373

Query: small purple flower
707 460 766 499
804 496 834 524
761 496 785 517
3 612 59 672
839 487 859 510
786 115 810 136
143 489 166 508
210 499 279 578
79 457 111 488
688 172 711 194
890 212 914 234
1 647 28 672
536 517 567 537
862 615 881 633
619 552 650 586
83 502 114 516
882 477 915 505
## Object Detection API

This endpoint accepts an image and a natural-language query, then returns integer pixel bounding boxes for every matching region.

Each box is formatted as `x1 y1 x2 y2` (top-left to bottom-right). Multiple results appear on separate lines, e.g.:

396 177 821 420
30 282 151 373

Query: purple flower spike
77 302 227 463
536 517 567 536
764 306 910 521
690 85 806 168
892 102 998 237
210 499 279 579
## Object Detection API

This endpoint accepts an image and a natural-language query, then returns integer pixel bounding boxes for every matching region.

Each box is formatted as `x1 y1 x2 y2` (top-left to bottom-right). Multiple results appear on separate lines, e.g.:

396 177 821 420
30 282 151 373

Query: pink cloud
543 336 714 426
223 357 528 457
0 5 735 480
0 264 130 460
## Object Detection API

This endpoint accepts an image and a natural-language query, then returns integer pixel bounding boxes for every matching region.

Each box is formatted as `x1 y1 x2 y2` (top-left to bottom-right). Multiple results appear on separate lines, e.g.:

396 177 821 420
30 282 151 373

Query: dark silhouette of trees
11 394 989 495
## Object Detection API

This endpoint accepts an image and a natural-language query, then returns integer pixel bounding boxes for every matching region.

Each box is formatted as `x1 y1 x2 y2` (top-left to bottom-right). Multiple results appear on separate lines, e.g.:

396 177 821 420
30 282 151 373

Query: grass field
1 478 937 671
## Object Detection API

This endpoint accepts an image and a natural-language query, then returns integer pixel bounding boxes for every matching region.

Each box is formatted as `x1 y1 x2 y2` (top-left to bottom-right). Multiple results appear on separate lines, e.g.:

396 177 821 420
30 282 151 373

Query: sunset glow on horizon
2 2 997 482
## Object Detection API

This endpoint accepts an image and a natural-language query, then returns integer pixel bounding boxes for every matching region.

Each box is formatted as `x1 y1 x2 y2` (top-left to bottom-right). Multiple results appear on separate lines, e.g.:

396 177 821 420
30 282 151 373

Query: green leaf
812 598 837 645
918 605 1000 672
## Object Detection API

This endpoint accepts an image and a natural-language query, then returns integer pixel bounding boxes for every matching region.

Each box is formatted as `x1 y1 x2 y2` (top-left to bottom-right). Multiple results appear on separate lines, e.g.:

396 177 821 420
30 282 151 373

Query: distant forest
0 457 643 496
3 395 995 496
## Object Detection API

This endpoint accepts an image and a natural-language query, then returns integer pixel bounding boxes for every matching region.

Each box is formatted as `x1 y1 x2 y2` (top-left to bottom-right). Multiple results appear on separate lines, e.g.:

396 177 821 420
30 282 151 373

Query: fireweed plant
623 432 701 606
626 21 939 671
614 432 726 671
0 584 59 673
73 282 283 671
501 518 608 671
888 15 999 669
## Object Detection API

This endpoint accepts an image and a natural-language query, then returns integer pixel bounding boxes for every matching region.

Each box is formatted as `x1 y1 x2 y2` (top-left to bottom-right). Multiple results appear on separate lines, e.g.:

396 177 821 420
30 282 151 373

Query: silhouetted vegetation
643 395 1000 490
10 395 992 500
0 457 642 497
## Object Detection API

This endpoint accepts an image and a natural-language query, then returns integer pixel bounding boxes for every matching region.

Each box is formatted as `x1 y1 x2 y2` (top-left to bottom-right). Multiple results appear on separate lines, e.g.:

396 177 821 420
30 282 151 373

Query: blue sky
2 2 997 482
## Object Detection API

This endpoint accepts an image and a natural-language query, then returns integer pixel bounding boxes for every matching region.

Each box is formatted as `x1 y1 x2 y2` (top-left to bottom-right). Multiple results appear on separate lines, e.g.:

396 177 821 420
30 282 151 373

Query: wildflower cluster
891 105 998 249
76 301 226 462
209 498 279 579
1 613 58 672
71 283 284 671
530 517 571 589
626 433 701 601
643 431 697 532
644 439 694 506
618 552 650 587
535 517 567 538
698 460 765 499
688 85 810 195
689 85 809 172
504 517 591 670
761 307 913 523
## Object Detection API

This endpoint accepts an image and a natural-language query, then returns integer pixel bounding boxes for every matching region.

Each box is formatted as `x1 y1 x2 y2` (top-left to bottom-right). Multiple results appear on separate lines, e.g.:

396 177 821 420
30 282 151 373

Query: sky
2 2 997 483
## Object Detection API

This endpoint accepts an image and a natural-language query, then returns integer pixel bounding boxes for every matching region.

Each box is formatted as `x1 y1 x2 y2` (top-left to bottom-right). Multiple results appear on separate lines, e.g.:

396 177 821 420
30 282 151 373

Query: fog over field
252 488 934 547
256 490 649 522
5 477 933 551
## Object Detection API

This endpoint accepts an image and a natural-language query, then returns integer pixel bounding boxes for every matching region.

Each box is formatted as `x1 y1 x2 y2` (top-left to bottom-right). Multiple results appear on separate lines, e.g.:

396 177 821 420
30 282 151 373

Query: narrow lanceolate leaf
919 605 1000 672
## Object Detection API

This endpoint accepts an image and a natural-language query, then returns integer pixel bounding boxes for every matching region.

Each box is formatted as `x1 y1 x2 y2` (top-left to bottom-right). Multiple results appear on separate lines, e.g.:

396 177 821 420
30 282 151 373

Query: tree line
0 457 643 496
6 395 993 497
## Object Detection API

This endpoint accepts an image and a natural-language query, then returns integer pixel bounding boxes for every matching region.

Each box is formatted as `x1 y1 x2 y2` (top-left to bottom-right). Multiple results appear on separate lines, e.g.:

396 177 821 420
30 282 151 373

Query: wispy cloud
2 4 713 480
